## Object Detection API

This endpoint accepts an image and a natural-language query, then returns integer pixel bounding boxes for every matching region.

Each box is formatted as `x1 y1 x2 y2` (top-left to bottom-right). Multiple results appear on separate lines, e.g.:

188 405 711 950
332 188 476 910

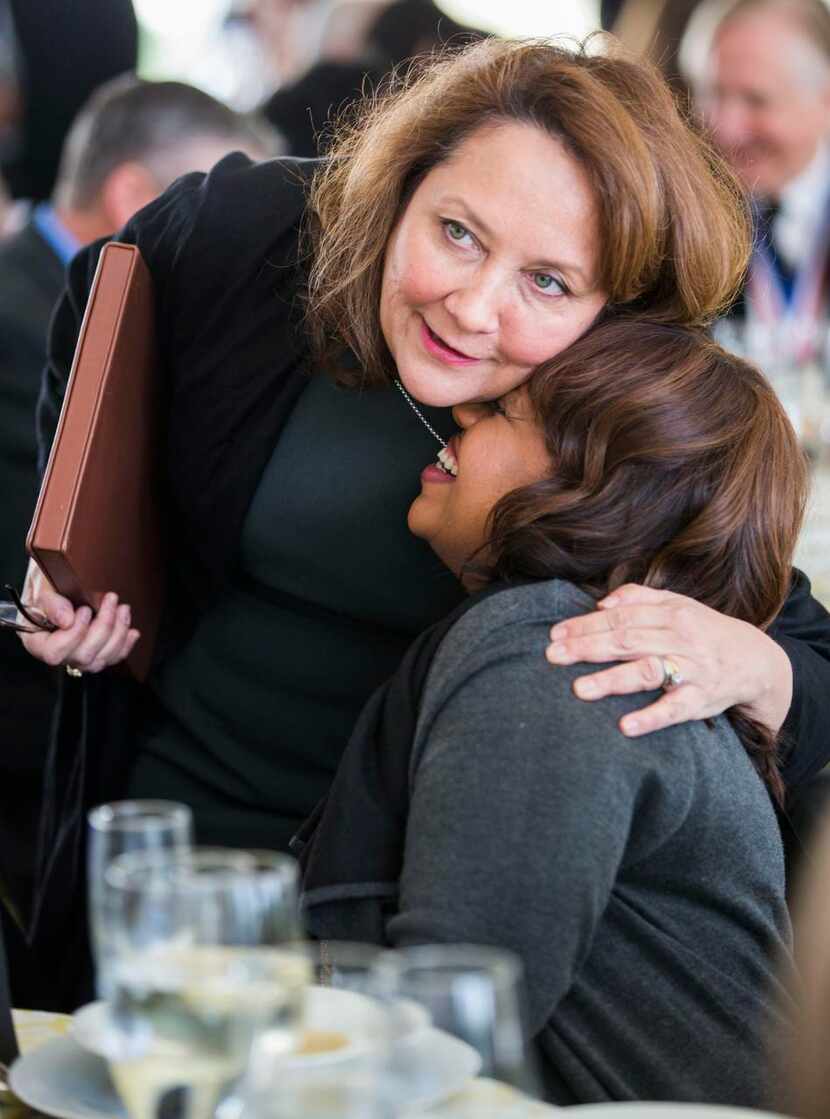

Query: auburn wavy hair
480 318 808 804
305 37 751 388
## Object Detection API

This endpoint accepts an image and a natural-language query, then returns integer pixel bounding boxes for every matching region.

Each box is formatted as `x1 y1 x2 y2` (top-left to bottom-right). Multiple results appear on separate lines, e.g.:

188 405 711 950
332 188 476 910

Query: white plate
0 1009 72 1099
10 1028 480 1119
9 1036 126 1119
71 987 430 1068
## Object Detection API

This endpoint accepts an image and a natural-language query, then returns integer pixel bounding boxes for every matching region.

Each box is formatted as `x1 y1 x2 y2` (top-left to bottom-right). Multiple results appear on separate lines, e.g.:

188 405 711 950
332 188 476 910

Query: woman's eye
489 399 507 416
531 272 567 297
443 219 472 245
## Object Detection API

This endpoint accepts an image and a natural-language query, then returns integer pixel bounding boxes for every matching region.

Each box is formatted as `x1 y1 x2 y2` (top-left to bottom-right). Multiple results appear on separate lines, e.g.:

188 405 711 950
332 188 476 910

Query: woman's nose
444 267 502 335
452 401 489 429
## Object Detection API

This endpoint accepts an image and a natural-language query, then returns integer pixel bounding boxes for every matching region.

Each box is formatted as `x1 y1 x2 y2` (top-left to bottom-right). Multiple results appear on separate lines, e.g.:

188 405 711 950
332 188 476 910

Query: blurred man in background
691 0 830 323
0 74 273 1005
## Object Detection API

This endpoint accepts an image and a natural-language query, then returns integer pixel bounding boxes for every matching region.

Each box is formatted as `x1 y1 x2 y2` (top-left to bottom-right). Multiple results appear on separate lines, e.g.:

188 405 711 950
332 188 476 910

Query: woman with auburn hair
298 318 807 1105
9 38 830 1007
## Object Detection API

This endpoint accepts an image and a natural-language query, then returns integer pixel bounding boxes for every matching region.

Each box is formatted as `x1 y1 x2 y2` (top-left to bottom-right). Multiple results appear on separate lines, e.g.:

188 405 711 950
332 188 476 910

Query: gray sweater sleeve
386 583 695 1033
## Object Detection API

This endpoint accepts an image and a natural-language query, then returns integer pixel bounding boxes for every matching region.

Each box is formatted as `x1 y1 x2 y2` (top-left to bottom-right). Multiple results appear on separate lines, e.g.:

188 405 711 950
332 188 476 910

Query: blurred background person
250 0 484 155
686 0 830 886
0 0 23 235
601 0 625 24
688 0 830 334
0 73 274 1006
603 0 703 93
2 0 139 202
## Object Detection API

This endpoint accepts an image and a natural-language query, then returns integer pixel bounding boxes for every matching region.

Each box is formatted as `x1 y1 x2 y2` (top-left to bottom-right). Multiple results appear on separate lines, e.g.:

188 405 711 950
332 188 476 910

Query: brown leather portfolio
27 242 164 682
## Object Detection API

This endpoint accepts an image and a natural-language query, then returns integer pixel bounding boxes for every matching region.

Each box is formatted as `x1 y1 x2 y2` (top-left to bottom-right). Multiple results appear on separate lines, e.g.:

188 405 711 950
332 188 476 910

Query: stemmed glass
88 800 194 999
102 847 307 1119
375 944 542 1116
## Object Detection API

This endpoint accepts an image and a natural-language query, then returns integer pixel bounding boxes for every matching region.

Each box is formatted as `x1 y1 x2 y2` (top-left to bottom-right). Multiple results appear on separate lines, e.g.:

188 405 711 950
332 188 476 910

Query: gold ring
65 664 83 678
660 657 683 690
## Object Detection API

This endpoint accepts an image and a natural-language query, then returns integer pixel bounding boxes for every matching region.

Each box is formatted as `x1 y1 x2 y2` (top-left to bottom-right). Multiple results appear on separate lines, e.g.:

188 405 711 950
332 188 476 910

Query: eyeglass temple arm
3 584 55 631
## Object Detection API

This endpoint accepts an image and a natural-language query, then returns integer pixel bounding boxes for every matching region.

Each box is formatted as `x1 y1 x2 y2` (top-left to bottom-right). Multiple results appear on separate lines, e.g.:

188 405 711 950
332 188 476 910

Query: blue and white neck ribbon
747 192 830 364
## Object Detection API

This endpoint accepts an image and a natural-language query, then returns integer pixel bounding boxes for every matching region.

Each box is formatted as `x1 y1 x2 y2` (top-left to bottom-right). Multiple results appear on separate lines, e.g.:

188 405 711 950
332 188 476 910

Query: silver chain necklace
394 379 447 448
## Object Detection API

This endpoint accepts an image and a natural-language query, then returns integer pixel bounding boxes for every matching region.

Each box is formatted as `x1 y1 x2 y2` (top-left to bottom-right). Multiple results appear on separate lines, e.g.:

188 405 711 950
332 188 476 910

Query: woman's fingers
572 656 670 700
35 581 76 629
19 561 137 672
550 603 675 644
87 607 138 673
546 625 680 666
69 594 129 671
596 583 677 610
570 657 699 736
616 687 703 737
22 593 136 673
21 604 92 664
548 586 794 736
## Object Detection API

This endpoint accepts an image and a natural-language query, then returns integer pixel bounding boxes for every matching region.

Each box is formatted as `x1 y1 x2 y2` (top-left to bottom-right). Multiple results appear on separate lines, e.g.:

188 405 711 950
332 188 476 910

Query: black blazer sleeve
770 569 830 787
37 152 313 607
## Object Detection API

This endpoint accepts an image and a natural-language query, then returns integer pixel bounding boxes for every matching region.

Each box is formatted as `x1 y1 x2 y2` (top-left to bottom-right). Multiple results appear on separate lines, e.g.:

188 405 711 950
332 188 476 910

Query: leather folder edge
26 243 138 590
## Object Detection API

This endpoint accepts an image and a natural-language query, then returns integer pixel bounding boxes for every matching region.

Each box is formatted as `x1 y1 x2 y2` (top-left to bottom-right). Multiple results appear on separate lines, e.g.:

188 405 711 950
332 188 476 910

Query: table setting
0 800 558 1119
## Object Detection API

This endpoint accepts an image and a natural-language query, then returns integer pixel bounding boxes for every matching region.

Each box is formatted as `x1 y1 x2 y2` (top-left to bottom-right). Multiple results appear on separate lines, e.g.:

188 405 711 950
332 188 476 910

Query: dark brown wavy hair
305 37 751 388
482 318 809 803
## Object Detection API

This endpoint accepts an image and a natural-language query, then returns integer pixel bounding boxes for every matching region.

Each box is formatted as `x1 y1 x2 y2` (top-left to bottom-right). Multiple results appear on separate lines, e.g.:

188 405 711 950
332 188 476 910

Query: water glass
375 944 541 1112
88 800 193 998
103 847 306 1119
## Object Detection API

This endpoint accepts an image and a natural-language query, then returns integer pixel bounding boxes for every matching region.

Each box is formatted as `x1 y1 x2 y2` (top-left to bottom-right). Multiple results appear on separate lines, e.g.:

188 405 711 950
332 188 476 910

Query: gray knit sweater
386 580 792 1106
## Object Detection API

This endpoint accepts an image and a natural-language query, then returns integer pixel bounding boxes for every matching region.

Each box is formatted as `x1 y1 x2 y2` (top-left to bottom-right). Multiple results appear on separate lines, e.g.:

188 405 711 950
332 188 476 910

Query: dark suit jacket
0 219 62 912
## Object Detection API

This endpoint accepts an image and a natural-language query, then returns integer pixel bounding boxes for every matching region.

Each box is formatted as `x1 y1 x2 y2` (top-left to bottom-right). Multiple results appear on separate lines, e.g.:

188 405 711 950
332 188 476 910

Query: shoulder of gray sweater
427 579 604 679
415 580 767 832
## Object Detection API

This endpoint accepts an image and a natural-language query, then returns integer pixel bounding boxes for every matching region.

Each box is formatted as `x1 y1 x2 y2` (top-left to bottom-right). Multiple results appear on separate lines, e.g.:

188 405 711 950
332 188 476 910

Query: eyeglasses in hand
0 584 58 634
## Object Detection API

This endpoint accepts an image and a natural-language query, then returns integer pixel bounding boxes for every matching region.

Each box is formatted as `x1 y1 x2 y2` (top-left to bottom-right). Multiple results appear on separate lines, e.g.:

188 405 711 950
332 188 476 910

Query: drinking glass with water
102 847 307 1119
88 800 194 999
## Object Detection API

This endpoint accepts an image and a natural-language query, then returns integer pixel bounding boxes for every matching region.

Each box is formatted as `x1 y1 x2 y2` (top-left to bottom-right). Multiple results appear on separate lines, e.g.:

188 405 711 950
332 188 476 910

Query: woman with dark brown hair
10 38 830 1008
298 318 807 1105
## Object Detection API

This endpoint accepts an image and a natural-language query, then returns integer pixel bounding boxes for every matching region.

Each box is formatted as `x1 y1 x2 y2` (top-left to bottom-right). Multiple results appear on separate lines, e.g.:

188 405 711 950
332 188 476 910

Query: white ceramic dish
11 1027 480 1119
9 1036 125 1119
0 1009 72 1100
71 986 429 1068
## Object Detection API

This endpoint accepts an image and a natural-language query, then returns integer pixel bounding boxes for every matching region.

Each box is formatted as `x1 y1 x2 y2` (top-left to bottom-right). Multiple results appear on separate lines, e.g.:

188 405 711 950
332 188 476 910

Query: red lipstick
420 319 480 366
